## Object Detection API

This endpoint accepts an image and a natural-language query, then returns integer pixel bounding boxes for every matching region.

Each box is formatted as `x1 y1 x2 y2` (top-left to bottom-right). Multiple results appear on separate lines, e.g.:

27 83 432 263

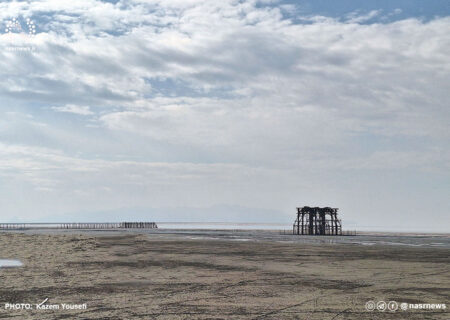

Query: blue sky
0 0 449 231
288 0 450 21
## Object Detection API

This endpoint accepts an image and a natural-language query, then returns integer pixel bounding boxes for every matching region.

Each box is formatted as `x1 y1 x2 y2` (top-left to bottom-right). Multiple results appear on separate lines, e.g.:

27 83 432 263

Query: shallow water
142 229 450 248
0 259 23 267
3 224 449 248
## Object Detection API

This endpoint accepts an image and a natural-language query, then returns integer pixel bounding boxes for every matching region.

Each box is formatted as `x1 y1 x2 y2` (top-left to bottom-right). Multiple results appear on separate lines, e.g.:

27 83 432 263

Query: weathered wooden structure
0 222 157 230
293 207 342 235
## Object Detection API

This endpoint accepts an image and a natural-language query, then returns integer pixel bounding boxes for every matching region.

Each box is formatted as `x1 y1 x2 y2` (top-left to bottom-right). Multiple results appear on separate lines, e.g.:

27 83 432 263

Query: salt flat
0 232 448 319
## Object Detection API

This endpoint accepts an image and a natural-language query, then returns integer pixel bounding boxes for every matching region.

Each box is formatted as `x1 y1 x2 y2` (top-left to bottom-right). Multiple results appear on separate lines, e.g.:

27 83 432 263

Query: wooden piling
0 222 158 230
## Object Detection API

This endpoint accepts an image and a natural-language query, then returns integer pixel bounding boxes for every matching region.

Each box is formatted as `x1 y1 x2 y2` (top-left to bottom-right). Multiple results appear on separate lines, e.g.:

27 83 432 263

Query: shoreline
1 228 448 249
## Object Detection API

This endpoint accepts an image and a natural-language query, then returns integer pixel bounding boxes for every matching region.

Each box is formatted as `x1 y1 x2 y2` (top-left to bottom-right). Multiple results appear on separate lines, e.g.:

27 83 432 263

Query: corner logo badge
4 17 36 38
2 16 37 52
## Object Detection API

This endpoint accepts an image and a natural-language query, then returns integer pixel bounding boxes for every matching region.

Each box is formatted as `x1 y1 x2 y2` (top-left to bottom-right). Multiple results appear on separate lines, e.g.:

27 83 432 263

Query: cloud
345 10 381 23
51 104 93 115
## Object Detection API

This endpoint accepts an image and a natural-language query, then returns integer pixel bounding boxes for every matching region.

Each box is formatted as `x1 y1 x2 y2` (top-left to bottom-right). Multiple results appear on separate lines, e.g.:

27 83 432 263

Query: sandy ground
0 232 448 319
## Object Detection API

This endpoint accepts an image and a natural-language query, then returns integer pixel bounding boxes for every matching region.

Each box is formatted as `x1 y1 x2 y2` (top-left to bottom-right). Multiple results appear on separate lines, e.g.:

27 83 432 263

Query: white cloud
346 10 381 23
51 104 93 115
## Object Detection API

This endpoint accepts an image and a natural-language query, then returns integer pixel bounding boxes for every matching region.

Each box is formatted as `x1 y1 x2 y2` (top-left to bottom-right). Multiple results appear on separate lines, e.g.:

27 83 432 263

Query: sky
0 0 449 232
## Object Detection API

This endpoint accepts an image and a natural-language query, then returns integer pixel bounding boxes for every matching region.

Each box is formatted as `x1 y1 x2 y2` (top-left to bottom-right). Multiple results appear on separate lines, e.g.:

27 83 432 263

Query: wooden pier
0 222 158 230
